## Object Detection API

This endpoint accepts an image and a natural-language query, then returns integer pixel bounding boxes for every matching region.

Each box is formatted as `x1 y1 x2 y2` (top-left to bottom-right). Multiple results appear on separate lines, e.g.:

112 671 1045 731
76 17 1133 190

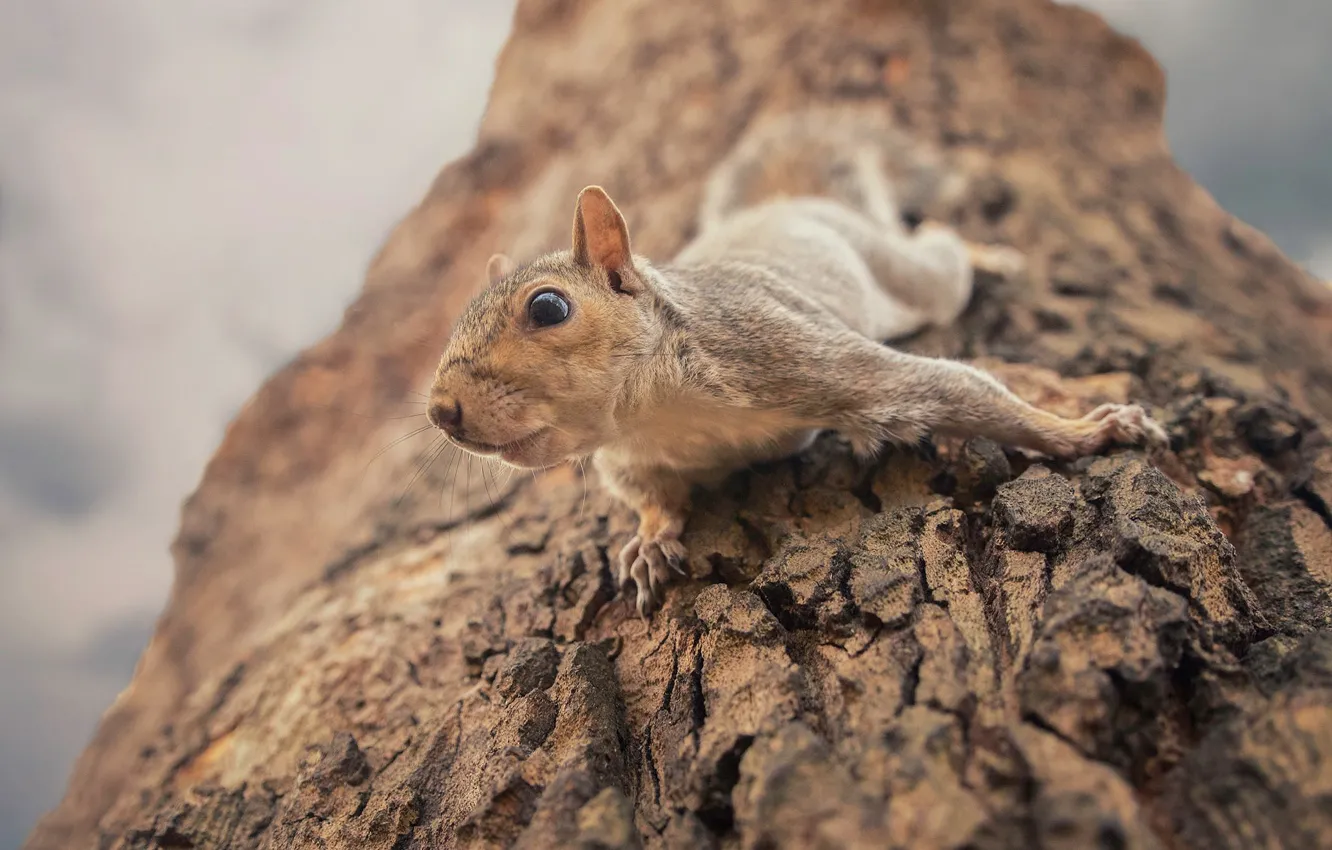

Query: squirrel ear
485 253 515 284
571 186 632 273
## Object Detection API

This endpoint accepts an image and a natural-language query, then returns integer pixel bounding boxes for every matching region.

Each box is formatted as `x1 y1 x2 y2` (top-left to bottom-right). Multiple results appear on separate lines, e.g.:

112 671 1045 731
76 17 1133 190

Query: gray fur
431 108 1167 618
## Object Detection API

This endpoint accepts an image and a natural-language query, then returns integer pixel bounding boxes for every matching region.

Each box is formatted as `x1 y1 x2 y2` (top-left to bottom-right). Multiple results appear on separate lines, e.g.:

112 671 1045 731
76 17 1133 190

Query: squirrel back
697 106 964 234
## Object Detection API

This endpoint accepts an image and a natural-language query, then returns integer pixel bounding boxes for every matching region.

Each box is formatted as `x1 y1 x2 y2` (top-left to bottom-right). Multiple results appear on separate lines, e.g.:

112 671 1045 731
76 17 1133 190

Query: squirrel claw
620 533 687 618
617 536 642 591
1081 404 1114 423
636 585 655 619
667 555 687 576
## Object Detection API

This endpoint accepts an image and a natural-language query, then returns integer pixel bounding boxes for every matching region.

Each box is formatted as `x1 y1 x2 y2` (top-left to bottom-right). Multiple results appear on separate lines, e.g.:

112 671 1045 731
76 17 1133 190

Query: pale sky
0 0 1328 844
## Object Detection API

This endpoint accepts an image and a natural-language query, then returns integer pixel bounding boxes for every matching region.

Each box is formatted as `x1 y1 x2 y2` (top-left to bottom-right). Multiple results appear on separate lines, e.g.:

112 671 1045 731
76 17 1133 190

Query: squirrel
427 107 1168 617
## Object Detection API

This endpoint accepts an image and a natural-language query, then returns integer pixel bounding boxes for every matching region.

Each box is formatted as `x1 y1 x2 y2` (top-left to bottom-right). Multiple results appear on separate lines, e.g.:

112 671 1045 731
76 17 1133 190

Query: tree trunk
26 0 1332 848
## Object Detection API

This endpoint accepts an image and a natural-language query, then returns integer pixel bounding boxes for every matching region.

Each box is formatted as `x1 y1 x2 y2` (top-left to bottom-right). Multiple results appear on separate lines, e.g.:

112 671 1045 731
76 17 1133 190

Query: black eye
528 291 570 327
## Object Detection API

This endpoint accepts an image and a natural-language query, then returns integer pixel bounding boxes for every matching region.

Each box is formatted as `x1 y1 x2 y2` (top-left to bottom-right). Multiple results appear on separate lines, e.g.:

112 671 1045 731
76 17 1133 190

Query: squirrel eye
528 291 570 328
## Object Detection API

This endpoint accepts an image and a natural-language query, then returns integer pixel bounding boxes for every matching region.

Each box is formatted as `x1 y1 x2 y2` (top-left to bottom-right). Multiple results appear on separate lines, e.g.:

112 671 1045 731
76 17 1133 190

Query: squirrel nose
428 399 463 435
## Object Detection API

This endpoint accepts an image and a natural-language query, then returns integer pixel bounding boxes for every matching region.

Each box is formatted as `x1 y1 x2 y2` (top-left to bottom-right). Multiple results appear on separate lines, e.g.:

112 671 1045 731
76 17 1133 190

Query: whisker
364 425 435 476
422 439 453 501
606 353 679 360
395 436 448 507
465 454 475 521
480 460 513 538
295 402 429 421
438 443 458 515
577 458 588 521
446 444 463 524
480 458 497 509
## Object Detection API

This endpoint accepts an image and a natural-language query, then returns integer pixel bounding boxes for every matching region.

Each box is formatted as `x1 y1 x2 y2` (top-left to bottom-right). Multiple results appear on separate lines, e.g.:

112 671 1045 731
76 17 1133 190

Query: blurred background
0 0 1327 845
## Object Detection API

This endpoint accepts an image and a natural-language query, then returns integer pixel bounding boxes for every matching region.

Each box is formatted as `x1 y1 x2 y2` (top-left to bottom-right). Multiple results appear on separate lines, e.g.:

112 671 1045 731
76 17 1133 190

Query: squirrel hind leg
859 223 976 329
845 147 906 233
876 223 1028 329
965 241 1027 280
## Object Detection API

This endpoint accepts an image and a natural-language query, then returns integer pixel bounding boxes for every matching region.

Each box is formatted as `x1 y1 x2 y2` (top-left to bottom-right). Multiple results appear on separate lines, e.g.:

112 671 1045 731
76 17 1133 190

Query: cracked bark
26 0 1332 848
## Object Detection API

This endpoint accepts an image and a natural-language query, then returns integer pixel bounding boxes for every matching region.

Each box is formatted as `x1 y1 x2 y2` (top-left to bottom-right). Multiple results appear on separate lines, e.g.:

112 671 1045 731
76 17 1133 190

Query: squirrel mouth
449 428 548 459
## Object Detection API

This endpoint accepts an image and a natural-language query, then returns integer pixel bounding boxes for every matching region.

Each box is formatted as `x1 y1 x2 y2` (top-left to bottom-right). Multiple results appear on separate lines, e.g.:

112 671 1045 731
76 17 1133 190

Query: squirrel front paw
1079 403 1169 454
617 531 688 618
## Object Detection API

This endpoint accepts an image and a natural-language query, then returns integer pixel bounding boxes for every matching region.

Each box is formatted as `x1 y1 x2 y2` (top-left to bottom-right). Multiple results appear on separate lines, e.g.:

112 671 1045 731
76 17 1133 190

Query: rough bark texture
26 0 1332 848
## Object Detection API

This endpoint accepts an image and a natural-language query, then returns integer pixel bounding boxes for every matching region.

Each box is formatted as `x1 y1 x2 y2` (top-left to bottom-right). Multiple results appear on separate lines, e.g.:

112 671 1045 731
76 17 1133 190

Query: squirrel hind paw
968 243 1027 279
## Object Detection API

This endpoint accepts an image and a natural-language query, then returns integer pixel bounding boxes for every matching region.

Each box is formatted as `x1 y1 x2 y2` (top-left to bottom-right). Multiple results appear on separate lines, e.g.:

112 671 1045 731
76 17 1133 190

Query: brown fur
429 113 1167 617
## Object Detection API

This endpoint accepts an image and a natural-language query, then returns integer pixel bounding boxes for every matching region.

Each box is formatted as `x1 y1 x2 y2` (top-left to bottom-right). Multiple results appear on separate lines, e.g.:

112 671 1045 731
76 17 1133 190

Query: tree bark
26 0 1332 848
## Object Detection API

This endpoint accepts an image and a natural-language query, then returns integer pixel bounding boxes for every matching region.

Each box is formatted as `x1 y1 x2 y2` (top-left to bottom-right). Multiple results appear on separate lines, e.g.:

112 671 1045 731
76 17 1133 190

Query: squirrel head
427 185 655 469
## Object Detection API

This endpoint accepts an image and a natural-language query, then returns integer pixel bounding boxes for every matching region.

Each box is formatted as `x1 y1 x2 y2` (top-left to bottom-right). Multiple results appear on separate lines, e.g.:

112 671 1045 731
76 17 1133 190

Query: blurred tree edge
25 1 1332 849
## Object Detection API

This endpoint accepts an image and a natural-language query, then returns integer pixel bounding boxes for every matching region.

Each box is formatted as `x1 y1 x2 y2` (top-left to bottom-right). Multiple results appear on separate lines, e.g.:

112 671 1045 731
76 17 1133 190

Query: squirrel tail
698 106 959 232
